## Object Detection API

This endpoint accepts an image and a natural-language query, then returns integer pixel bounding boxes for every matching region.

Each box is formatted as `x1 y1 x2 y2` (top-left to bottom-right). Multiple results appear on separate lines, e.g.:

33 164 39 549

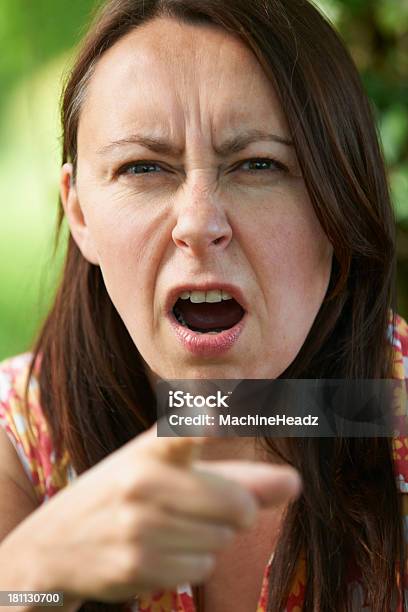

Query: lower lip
167 312 247 357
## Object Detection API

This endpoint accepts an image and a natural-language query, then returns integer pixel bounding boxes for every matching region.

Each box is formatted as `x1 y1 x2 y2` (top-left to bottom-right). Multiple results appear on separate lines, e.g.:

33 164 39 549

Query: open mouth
172 289 246 334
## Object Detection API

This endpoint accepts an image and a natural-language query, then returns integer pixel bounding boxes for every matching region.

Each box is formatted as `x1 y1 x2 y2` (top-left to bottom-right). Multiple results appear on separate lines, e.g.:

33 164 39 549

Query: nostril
172 220 232 254
174 238 188 248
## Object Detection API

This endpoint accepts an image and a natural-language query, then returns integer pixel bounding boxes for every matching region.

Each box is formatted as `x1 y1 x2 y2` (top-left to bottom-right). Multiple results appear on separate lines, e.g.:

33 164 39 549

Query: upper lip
165 282 248 314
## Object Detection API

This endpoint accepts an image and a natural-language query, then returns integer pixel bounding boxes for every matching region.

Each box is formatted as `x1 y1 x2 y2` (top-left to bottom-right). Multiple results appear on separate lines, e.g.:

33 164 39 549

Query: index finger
193 459 302 507
134 421 207 467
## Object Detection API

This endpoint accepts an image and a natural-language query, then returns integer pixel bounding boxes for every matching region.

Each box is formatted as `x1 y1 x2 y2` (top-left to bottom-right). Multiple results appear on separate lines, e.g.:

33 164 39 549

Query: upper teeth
179 290 232 303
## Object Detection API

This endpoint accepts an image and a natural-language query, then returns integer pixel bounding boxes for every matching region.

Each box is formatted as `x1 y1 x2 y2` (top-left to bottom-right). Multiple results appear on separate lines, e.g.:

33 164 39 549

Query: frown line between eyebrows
96 129 294 157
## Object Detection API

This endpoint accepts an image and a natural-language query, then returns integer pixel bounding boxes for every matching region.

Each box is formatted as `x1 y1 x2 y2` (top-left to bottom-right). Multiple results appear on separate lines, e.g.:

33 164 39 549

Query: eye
238 157 288 173
118 161 163 175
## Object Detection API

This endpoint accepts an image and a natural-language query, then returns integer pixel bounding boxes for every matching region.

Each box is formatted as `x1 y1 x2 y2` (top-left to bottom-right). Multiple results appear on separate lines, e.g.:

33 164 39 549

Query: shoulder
388 313 408 497
0 352 74 504
0 353 38 460
389 311 408 376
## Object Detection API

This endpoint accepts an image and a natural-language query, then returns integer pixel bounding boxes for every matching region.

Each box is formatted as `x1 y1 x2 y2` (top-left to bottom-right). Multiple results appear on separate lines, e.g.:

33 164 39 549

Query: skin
61 16 334 384
0 18 311 612
0 426 301 608
47 16 328 608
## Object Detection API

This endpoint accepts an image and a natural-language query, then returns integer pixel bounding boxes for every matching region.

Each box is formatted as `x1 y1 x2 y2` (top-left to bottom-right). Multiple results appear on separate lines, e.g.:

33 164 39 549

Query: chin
160 360 269 380
180 366 241 380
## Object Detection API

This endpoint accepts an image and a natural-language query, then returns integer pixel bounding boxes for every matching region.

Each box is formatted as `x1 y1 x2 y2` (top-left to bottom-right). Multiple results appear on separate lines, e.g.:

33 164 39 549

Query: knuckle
132 469 152 496
116 470 137 500
116 504 139 537
118 546 145 584
189 555 216 583
117 504 155 545
117 468 152 501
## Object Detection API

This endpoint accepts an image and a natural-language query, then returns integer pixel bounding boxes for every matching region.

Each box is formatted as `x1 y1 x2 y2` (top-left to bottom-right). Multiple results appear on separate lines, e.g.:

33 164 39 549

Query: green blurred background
0 0 407 361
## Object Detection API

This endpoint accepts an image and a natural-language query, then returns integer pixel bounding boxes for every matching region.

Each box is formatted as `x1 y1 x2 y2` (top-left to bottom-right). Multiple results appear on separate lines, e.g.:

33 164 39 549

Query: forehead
79 16 288 148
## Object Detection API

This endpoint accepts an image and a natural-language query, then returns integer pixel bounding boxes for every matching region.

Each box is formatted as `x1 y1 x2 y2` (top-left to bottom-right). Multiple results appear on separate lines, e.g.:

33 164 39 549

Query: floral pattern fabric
0 313 407 611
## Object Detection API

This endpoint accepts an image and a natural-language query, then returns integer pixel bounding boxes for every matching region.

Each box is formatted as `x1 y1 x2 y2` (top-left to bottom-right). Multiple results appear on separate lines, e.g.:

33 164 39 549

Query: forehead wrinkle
97 127 293 158
81 18 291 162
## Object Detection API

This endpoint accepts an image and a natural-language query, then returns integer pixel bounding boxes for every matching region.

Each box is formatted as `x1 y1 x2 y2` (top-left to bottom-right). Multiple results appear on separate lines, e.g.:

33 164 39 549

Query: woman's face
62 17 333 382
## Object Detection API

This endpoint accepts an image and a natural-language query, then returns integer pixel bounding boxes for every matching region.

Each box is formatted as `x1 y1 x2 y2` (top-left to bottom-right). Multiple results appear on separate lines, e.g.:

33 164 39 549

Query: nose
172 181 232 257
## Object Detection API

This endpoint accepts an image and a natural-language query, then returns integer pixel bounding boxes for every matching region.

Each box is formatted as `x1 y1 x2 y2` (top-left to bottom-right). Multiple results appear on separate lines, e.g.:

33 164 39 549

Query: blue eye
121 162 162 175
117 157 287 178
240 158 286 172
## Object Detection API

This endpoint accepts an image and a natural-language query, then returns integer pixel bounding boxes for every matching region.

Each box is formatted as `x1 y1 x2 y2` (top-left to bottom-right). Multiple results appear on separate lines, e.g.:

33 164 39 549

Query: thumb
134 420 206 467
193 459 302 507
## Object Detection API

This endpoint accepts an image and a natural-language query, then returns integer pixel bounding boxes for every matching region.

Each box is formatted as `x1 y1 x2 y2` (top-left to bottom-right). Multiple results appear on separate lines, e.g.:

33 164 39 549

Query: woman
0 0 407 610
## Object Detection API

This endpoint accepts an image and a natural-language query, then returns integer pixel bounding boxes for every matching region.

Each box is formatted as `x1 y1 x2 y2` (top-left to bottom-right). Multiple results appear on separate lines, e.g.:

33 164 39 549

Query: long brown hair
26 1 405 610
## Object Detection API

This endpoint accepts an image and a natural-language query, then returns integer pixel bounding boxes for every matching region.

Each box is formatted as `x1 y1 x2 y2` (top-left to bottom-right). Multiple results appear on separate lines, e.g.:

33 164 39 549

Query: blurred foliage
0 0 96 115
0 0 407 360
316 0 408 317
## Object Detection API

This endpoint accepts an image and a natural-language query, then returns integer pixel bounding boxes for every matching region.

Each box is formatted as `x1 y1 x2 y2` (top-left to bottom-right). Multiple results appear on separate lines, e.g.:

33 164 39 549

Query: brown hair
26 0 405 610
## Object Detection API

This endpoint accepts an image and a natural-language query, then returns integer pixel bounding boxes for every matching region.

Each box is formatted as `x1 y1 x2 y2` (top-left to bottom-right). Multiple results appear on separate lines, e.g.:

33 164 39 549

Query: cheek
246 199 332 373
82 195 170 316
238 189 333 333
272 217 332 287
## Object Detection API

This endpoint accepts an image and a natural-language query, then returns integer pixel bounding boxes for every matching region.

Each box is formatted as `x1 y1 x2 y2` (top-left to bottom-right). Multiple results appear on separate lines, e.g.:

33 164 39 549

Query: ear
60 163 99 265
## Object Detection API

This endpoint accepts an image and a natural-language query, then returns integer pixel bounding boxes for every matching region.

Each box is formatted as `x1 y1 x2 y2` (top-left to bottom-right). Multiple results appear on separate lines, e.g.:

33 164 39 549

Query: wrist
23 541 83 611
0 531 82 611
0 530 52 591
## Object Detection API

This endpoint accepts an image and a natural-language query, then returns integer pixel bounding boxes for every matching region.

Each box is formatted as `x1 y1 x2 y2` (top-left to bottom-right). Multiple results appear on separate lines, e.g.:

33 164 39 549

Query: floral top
0 314 408 611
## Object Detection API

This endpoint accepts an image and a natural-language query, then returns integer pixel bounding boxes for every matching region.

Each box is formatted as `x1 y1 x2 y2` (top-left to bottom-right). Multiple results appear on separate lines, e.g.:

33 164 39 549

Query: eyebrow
97 129 294 157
